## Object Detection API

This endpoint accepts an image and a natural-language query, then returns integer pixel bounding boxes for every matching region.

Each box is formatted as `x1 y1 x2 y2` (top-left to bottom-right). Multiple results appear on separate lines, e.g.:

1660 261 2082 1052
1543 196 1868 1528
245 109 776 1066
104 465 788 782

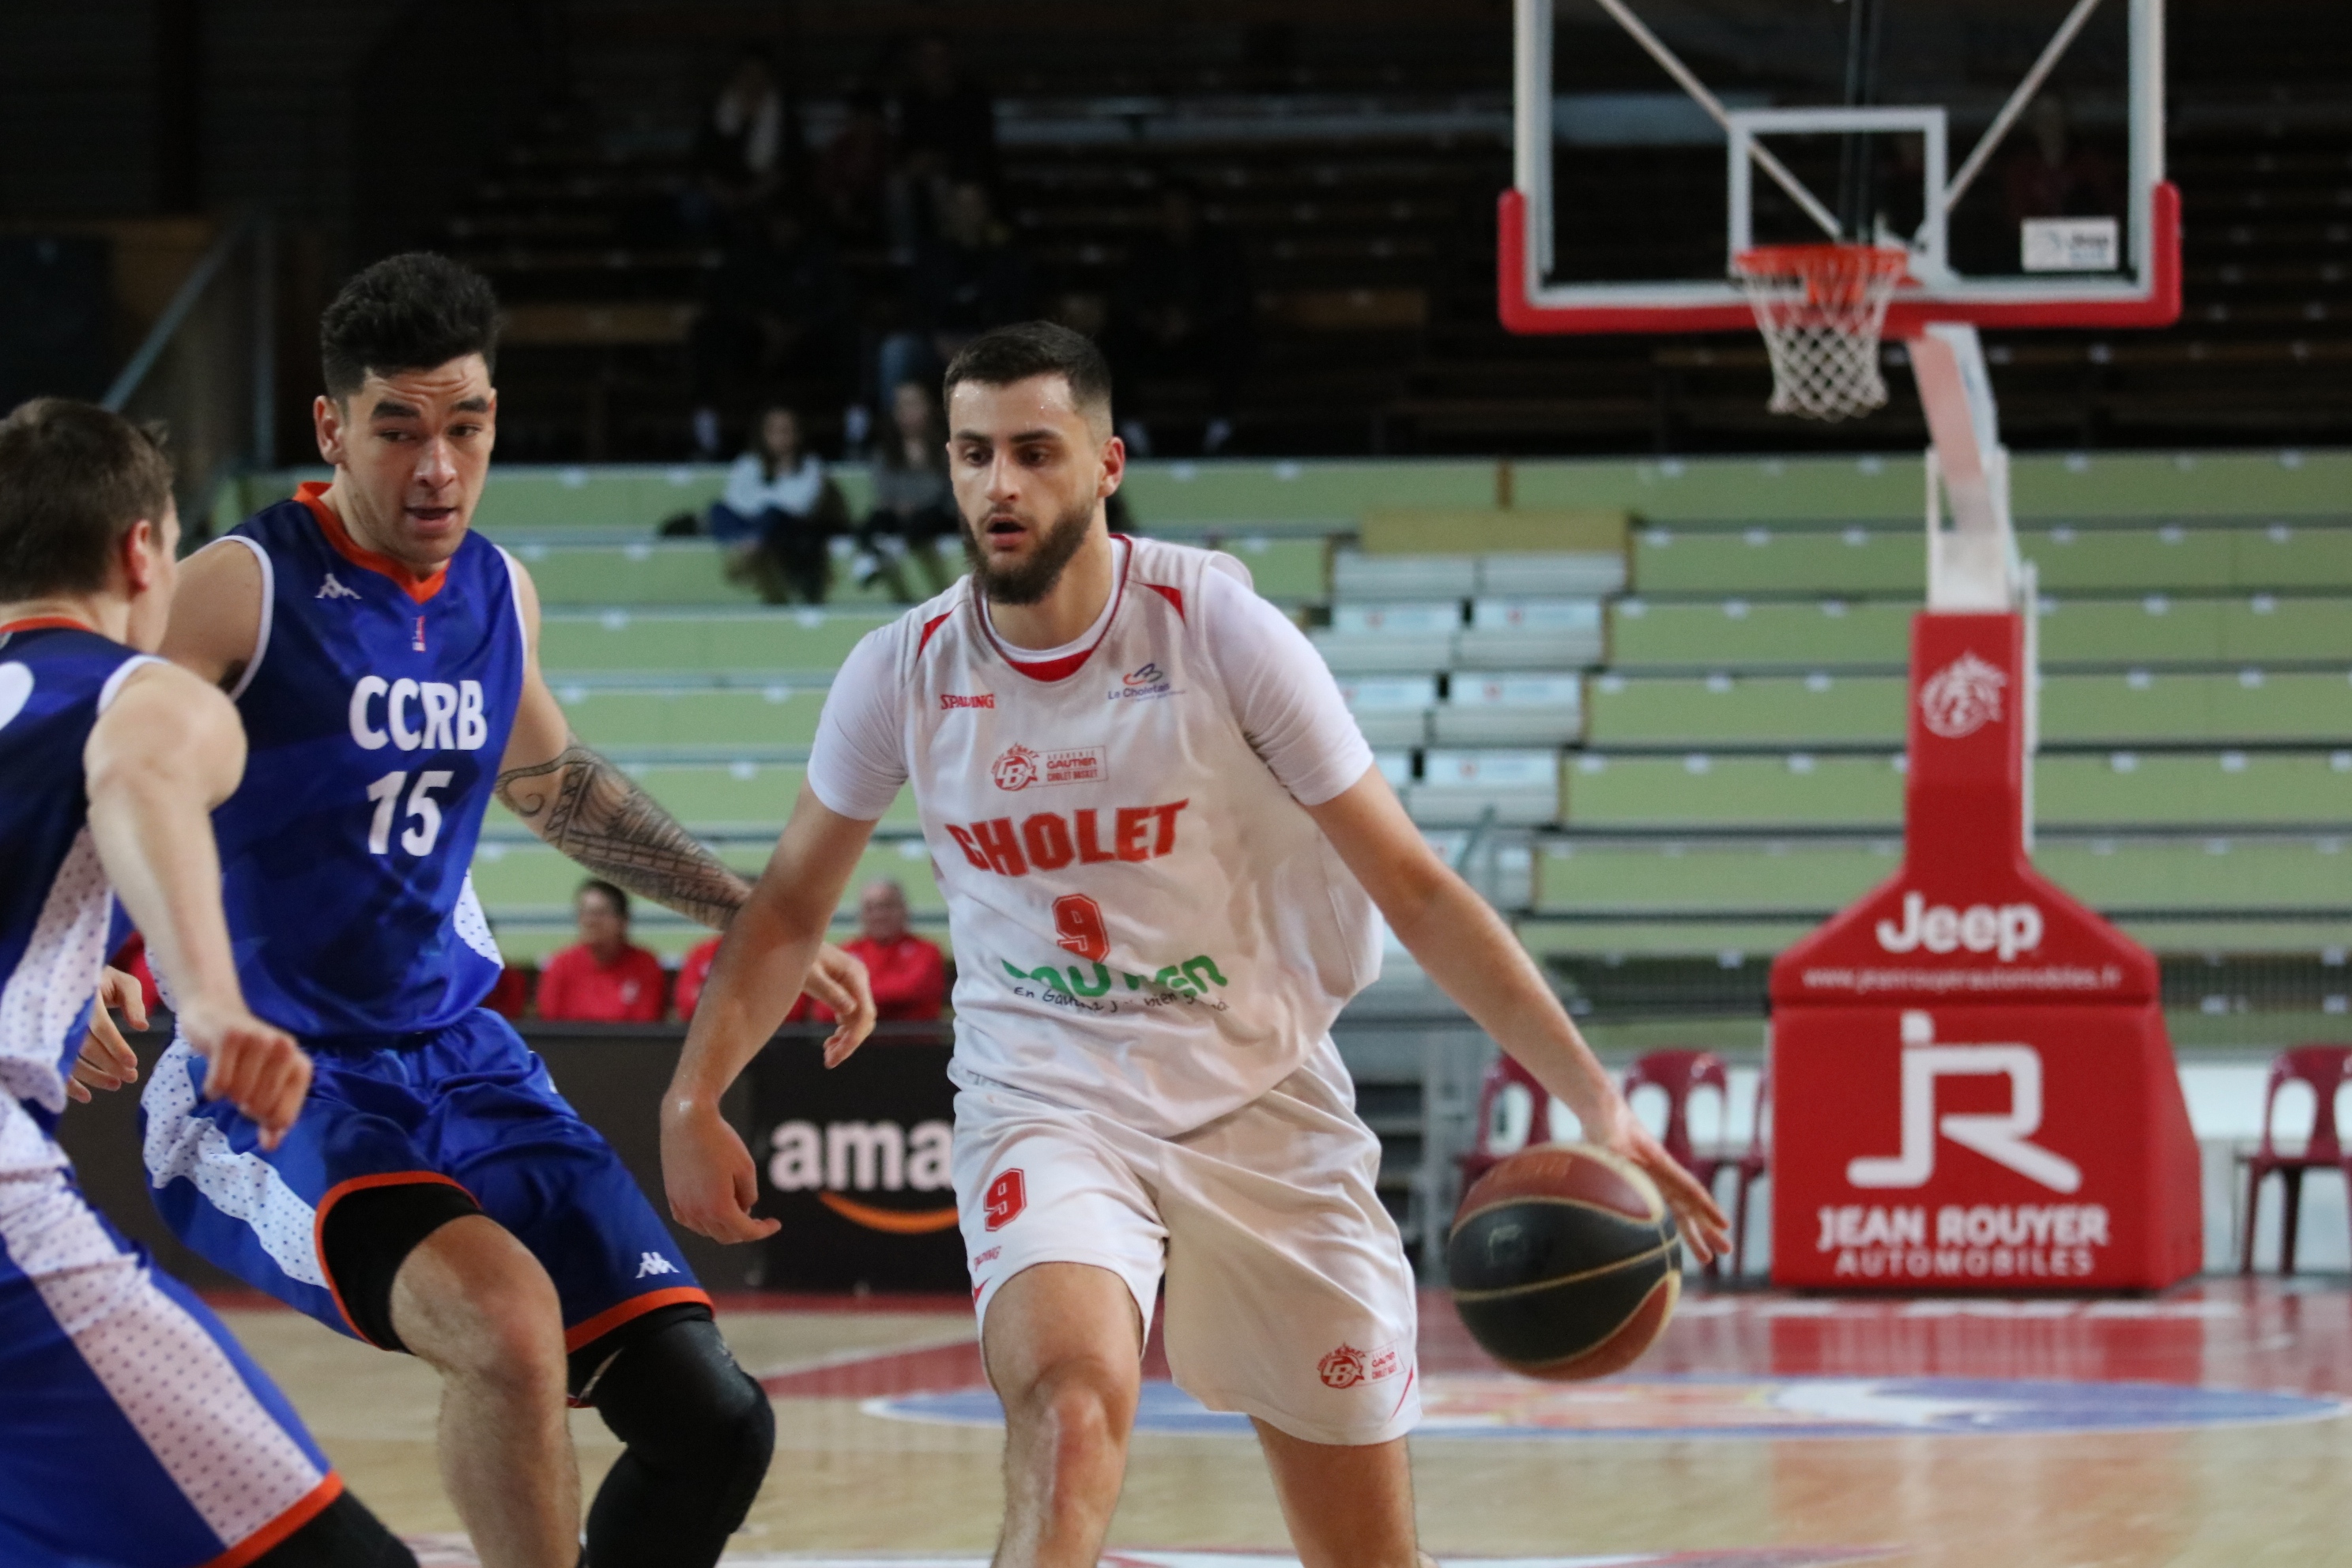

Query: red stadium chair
2237 1046 2352 1275
1726 1068 1772 1279
1458 1054 1560 1191
1621 1049 1730 1178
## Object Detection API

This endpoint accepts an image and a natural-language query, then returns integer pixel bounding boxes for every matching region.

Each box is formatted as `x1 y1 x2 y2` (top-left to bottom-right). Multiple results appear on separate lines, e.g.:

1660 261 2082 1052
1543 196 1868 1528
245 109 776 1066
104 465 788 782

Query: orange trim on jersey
199 1472 344 1568
564 1285 714 1354
0 615 97 636
295 481 448 605
310 1170 477 1347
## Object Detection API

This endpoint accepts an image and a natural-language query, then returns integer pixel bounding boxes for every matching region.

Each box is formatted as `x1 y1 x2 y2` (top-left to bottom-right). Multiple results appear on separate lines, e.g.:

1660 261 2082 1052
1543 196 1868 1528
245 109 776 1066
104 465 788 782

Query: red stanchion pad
1767 612 2203 1291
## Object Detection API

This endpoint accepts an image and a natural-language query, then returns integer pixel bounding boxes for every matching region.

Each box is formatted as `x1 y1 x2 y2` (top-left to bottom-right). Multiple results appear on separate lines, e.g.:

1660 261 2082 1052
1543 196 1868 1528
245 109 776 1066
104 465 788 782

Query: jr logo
1846 1011 2083 1194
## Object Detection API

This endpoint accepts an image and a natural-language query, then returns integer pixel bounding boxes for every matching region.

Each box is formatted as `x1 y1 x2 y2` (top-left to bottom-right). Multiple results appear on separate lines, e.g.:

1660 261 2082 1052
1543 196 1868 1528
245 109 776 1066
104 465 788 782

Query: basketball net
1732 243 1911 422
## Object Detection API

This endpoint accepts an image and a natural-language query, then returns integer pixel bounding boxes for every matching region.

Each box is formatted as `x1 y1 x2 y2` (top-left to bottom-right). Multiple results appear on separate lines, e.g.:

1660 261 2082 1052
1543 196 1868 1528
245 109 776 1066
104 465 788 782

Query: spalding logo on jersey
347 676 493 752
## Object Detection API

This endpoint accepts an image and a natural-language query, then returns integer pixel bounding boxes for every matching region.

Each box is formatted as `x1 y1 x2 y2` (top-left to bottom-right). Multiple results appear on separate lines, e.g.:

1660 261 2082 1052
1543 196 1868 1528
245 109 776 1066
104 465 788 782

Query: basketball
1447 1144 1683 1381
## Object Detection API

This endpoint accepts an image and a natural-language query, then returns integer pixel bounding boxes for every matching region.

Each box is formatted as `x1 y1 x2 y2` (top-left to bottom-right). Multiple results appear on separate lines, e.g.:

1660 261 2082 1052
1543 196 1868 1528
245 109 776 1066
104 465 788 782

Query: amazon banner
752 1027 967 1291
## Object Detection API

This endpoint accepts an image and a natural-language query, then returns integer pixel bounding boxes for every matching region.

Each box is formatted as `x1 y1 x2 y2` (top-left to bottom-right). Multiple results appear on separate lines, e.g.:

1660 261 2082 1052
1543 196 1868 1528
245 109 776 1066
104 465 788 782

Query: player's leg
141 1032 582 1568
428 1010 768 1568
1253 1423 1433 1568
1152 1056 1427 1566
0 1156 415 1568
982 1261 1145 1568
381 1212 578 1568
954 1083 1170 1568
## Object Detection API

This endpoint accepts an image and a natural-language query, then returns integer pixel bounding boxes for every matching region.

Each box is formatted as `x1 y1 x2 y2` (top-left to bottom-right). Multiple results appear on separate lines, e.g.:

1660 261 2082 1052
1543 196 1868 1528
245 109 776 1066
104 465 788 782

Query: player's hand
661 1095 779 1243
1584 1095 1733 1266
175 1000 311 1152
806 942 876 1068
66 967 147 1102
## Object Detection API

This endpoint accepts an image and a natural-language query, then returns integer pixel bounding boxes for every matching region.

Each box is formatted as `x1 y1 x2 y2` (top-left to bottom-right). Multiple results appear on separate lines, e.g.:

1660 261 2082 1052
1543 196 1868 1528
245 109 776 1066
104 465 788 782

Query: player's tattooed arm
496 739 750 929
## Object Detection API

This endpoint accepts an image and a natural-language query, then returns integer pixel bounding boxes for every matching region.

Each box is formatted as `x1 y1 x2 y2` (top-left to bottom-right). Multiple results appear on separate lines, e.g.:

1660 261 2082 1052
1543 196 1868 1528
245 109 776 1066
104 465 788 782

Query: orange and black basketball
1446 1143 1683 1380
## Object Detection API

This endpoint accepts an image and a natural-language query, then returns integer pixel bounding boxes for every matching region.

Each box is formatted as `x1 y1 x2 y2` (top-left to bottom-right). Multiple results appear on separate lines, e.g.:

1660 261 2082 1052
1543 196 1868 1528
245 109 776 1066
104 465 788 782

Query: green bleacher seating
1589 671 2352 748
548 686 827 754
538 609 892 675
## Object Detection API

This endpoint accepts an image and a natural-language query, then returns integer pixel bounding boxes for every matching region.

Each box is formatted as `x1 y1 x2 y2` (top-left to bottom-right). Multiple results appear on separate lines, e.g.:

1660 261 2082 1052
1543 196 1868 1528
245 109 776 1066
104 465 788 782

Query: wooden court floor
221 1276 2352 1568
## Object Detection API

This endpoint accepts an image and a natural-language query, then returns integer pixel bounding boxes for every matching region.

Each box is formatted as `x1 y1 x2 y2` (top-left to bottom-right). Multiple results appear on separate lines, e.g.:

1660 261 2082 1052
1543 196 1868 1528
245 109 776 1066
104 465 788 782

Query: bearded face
961 490 1097 606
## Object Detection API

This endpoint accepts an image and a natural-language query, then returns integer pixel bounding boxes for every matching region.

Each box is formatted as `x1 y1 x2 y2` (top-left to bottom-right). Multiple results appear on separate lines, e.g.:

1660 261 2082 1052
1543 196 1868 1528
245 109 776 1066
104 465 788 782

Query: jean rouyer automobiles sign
1767 612 2203 1290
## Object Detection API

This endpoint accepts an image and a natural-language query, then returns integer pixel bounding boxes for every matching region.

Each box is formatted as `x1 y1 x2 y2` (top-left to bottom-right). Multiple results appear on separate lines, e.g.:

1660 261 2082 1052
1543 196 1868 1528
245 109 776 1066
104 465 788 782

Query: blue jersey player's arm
489 556 875 1027
85 662 313 1147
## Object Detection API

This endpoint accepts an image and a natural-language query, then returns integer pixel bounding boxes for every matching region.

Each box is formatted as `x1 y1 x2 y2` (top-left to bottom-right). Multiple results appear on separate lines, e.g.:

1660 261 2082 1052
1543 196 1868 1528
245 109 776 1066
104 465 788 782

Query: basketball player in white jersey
662 322 1729 1568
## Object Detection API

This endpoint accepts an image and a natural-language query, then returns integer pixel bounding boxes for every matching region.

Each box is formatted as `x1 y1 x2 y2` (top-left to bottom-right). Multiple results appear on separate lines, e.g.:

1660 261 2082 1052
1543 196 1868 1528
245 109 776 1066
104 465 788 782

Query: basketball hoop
1732 243 1912 422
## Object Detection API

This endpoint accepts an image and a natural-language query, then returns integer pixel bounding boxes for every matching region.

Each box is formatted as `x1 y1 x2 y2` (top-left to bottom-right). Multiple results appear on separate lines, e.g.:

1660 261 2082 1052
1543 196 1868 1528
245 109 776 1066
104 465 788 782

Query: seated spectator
535 880 668 1023
688 204 851 458
877 182 1032 400
710 404 848 604
1112 181 1251 455
483 962 531 1020
686 47 797 234
673 935 722 1023
788 878 946 1026
816 85 892 243
854 380 959 601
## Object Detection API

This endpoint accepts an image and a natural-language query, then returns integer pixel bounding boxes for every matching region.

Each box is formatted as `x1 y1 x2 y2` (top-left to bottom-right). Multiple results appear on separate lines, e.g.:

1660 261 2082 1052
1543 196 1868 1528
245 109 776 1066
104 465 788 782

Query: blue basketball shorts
2 1099 340 1568
138 1008 707 1356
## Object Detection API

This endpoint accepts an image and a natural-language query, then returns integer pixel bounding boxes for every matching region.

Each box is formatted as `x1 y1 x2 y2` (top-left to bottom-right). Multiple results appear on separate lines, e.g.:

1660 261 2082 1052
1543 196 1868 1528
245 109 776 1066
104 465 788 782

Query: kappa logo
634 1252 678 1279
316 572 362 601
1847 1011 2083 1194
1918 651 2007 739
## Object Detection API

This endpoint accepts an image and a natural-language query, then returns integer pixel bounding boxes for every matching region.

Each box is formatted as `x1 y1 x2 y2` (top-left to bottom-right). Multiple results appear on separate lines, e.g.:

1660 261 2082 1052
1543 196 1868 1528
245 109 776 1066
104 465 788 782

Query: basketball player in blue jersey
0 398 415 1566
136 254 875 1568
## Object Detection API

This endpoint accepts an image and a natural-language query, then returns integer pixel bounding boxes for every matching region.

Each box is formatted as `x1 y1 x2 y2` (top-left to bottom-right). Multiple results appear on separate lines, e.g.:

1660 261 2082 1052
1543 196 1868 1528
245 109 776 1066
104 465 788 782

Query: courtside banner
751 1032 967 1291
1767 611 2199 1291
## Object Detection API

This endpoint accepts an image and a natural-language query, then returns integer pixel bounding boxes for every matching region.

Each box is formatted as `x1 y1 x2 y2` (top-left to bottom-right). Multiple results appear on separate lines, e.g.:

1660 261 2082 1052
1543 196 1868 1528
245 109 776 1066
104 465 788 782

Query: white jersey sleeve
806 623 910 820
1197 564 1375 807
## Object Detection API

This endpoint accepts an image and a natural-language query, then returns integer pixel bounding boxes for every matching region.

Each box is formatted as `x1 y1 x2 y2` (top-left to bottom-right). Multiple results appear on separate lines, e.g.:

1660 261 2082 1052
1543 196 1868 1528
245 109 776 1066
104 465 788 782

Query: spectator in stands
688 203 851 458
536 880 669 1023
816 84 893 243
877 181 1033 399
1113 181 1251 455
2004 94 2121 225
895 35 997 193
688 47 797 233
673 936 722 1023
787 879 946 1027
709 404 849 603
854 379 958 601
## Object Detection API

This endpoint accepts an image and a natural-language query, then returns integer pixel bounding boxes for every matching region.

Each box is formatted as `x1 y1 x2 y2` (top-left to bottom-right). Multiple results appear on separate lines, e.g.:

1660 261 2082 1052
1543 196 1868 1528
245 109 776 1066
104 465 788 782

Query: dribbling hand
66 967 147 1103
1584 1097 1734 1265
806 942 878 1068
662 1097 779 1243
176 1001 311 1152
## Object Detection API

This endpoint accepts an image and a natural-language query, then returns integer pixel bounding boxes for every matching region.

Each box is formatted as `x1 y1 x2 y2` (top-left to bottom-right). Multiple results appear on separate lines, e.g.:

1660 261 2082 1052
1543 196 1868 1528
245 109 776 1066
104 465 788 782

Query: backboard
1502 0 2178 336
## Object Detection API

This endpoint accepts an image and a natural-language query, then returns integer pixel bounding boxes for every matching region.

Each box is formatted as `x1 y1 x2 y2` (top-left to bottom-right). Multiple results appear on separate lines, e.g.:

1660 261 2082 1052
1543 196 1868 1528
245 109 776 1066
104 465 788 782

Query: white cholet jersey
808 535 1382 1137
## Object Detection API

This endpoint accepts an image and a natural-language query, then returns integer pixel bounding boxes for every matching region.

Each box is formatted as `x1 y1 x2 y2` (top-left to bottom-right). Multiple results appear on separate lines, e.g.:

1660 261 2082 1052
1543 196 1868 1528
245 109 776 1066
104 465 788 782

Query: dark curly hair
319 253 502 398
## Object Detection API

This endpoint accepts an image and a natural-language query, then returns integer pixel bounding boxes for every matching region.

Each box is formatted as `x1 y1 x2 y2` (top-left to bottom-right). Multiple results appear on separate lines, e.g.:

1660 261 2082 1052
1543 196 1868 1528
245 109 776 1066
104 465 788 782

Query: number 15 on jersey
365 769 454 856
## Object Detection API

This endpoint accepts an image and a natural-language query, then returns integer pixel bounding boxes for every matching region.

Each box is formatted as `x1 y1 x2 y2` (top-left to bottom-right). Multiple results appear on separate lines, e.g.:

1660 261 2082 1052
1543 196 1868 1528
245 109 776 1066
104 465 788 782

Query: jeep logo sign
1875 891 2044 961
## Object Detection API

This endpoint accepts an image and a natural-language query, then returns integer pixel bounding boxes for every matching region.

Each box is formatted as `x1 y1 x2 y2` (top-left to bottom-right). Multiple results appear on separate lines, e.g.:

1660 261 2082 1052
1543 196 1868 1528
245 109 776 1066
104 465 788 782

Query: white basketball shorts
952 1056 1422 1447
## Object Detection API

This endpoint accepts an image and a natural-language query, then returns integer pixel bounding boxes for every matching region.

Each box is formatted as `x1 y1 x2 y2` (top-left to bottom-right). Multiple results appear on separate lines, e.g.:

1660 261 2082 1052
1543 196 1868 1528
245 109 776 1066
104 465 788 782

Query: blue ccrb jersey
211 487 525 1039
0 622 155 1129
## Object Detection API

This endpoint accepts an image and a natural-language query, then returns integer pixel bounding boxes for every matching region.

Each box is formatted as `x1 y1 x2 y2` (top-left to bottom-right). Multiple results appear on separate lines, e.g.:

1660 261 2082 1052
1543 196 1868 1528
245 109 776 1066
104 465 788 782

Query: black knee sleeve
580 1313 775 1568
318 1180 483 1351
249 1487 417 1567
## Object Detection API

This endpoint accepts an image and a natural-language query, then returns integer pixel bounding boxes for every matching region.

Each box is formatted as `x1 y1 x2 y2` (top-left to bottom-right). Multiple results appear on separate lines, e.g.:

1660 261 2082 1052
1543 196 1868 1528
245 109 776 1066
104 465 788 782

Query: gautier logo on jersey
769 1118 958 1234
347 677 492 752
991 743 1106 791
945 800 1187 876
